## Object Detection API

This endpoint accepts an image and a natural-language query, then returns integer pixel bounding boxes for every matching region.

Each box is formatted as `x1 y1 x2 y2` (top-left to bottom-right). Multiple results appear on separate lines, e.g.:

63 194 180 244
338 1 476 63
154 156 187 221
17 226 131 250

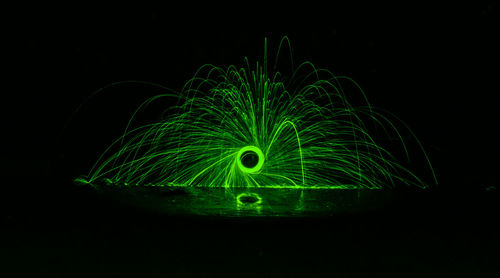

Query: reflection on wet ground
84 182 395 217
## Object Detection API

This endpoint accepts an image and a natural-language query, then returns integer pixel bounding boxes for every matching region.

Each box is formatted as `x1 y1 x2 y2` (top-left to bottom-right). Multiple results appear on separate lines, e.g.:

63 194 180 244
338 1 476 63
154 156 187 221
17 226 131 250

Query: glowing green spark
80 37 437 190
237 146 265 174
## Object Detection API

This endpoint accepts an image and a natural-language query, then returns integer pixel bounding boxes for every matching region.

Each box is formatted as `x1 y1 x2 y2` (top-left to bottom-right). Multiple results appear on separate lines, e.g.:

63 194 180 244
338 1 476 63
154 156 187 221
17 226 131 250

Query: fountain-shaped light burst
84 38 436 190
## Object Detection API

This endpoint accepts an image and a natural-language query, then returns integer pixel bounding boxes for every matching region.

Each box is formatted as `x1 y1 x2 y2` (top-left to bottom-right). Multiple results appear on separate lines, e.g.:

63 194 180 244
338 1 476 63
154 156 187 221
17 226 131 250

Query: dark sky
4 3 497 188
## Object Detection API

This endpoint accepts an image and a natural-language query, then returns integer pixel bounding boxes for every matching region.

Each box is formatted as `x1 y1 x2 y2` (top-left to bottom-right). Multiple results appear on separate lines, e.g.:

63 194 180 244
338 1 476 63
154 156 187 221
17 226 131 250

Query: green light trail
81 37 437 190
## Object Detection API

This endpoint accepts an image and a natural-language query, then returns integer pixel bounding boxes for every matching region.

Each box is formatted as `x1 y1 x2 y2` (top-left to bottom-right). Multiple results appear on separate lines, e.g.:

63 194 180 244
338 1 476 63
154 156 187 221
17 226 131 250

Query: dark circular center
240 151 259 168
238 195 259 204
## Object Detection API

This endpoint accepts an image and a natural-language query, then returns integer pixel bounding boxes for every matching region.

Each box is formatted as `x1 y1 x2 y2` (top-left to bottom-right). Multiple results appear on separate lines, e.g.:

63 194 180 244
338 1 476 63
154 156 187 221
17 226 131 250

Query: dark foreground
1 176 499 277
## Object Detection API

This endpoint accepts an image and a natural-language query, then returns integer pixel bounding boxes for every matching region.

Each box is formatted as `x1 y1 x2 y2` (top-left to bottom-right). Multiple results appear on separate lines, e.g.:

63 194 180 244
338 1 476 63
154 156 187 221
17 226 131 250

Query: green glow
236 192 263 205
81 37 437 190
237 146 265 174
235 192 263 214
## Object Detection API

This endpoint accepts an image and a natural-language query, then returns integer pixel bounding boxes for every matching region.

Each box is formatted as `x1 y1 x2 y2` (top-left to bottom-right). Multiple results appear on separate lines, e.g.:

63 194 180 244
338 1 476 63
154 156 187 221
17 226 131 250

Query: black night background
1 3 499 277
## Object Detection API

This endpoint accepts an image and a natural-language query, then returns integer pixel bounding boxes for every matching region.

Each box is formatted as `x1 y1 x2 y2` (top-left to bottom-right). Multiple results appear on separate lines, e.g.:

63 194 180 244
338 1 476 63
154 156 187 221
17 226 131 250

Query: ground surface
2 176 499 277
